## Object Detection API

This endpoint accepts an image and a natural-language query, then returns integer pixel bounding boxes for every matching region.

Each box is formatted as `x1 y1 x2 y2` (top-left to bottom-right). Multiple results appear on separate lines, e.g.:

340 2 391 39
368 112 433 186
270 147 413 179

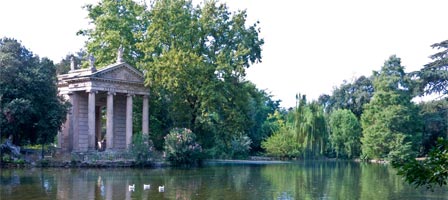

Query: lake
1 160 447 199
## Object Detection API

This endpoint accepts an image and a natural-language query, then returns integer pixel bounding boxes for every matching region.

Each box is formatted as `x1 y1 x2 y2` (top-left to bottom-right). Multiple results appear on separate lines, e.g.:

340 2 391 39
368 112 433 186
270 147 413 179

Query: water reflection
1 161 447 200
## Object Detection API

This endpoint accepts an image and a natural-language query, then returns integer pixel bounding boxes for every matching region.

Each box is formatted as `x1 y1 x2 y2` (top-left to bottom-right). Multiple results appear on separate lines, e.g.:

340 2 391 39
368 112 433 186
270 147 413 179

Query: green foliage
262 94 329 159
164 128 202 165
418 99 448 155
392 138 448 190
293 95 328 158
0 38 69 145
328 109 361 158
261 126 302 158
246 85 281 152
78 0 147 67
361 55 421 160
55 50 87 74
320 76 374 118
128 132 153 165
415 40 448 96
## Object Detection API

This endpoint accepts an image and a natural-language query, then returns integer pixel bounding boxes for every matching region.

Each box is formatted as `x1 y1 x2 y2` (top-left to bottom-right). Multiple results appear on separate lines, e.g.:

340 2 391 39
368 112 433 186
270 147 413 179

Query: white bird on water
143 184 151 190
158 185 165 192
129 184 135 191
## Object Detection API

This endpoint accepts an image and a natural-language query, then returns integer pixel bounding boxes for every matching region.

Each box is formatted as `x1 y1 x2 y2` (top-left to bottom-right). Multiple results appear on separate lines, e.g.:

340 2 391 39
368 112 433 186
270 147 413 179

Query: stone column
142 95 149 135
72 92 79 151
126 94 133 148
67 92 75 151
88 90 96 150
106 92 115 150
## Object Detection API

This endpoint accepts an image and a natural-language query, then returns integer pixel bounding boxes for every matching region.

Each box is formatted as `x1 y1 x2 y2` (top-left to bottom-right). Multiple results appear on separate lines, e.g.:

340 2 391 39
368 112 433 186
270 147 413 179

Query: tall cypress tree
361 55 422 160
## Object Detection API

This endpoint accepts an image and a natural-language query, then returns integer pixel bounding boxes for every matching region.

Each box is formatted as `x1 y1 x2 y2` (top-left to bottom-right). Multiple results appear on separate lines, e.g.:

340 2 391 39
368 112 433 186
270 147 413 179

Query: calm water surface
1 161 447 200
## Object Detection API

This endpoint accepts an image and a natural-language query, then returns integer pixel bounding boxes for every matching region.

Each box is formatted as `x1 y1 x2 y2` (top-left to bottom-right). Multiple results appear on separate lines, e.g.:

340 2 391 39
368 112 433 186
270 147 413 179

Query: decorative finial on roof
117 45 124 63
89 53 96 71
70 55 76 71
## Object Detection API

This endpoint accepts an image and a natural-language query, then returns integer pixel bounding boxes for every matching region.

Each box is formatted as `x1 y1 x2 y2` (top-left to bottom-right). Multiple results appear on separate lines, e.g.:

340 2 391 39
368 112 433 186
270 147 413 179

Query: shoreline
2 152 424 168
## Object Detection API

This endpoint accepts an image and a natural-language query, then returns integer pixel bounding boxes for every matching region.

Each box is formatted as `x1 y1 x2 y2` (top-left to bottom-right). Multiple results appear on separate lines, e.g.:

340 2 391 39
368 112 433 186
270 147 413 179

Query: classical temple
57 51 149 152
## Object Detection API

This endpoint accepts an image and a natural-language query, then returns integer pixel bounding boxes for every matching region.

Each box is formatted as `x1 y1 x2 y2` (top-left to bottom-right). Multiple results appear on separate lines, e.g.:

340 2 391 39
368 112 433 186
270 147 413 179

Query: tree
293 95 328 158
328 109 361 158
0 38 69 146
360 55 421 160
416 40 448 96
320 75 374 118
78 0 148 67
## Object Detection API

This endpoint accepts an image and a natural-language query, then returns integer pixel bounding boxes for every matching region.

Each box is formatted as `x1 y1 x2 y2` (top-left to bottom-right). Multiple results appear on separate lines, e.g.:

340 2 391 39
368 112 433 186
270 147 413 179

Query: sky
1 0 447 108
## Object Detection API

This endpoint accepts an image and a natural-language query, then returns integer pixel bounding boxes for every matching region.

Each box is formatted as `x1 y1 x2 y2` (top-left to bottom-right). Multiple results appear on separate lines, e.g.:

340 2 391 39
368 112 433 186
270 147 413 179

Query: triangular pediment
93 63 144 83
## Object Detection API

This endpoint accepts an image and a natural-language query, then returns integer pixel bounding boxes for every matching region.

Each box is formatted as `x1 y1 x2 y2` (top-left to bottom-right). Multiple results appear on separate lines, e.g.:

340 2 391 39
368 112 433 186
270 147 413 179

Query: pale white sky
1 0 447 107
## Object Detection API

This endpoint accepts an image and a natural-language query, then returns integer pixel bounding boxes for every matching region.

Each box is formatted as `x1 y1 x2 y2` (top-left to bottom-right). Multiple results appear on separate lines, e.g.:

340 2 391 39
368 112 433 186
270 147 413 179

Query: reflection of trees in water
0 168 58 199
260 162 336 199
153 165 273 200
327 161 362 200
259 161 448 200
2 164 448 199
260 161 390 200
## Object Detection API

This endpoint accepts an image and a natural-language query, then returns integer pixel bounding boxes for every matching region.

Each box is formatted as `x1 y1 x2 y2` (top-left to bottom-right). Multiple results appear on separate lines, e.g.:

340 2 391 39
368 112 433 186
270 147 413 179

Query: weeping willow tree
262 94 328 159
294 94 328 159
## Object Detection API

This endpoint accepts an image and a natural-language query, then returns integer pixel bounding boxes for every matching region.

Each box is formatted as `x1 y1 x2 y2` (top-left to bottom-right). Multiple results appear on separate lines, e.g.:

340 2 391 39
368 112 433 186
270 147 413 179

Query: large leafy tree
361 55 422 160
139 0 264 154
80 0 266 156
0 38 69 145
328 109 361 158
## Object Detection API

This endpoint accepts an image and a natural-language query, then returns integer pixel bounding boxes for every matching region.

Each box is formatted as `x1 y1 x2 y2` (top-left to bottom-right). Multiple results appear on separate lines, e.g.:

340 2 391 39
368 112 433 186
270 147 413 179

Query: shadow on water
1 160 448 200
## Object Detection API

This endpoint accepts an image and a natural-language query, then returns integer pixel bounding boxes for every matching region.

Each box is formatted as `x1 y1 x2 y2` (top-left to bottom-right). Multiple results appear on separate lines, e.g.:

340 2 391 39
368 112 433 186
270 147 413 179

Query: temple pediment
58 61 149 96
93 63 144 83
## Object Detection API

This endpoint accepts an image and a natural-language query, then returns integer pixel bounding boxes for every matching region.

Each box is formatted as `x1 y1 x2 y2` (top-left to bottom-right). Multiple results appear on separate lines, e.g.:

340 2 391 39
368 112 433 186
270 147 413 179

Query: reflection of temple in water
54 169 152 200
57 51 150 152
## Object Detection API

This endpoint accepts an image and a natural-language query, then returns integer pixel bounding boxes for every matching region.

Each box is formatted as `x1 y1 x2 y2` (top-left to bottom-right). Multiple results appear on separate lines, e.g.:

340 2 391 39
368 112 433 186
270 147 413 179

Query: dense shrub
261 126 301 158
164 128 202 165
129 132 154 166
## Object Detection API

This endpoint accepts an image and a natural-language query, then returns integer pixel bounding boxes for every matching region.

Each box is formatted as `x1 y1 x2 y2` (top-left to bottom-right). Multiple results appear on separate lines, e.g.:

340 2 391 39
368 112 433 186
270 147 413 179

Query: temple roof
57 61 149 95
